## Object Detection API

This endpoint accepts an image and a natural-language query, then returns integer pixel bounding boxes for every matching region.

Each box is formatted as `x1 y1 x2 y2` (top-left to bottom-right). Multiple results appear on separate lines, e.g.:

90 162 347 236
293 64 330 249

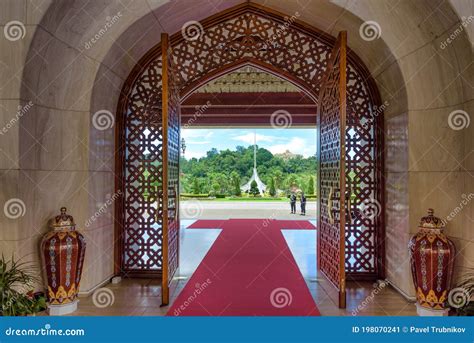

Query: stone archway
7 0 468 303
116 3 385 283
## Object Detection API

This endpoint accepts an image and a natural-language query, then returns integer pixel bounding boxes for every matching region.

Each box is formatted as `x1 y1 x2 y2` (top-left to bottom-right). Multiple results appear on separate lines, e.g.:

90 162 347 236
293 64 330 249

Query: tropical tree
249 180 259 197
210 172 229 194
231 171 241 196
179 145 318 196
273 170 283 190
210 183 220 196
286 174 298 190
268 178 276 197
192 178 200 194
307 176 315 195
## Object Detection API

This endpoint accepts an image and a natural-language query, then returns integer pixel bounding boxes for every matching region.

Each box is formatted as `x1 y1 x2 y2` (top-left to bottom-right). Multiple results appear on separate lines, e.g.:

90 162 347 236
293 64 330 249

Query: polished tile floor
71 278 416 316
70 219 416 316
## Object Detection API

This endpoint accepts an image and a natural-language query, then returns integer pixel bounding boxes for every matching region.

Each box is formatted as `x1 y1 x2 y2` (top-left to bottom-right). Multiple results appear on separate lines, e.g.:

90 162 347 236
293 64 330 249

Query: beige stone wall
0 0 472 301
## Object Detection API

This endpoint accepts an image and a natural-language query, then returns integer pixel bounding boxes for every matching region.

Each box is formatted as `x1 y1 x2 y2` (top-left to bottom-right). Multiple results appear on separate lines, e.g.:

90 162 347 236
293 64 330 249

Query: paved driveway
180 200 317 220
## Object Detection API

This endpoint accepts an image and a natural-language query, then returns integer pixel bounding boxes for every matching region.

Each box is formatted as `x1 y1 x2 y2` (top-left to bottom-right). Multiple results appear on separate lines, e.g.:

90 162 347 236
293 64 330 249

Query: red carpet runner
167 219 319 316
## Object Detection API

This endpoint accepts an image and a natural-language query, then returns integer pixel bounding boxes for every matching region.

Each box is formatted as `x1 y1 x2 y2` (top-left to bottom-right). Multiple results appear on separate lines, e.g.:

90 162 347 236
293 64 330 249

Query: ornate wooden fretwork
117 3 384 280
318 31 347 308
121 57 163 273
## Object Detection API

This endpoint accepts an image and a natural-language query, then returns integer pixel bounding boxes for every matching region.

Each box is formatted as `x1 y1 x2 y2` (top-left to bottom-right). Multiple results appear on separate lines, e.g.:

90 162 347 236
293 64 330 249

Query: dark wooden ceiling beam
181 108 316 116
182 91 315 106
181 116 316 126
181 91 317 126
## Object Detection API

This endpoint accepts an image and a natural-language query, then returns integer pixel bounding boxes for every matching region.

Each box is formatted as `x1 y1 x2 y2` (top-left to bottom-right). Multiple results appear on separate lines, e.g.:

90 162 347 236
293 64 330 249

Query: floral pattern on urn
409 209 455 316
41 207 86 315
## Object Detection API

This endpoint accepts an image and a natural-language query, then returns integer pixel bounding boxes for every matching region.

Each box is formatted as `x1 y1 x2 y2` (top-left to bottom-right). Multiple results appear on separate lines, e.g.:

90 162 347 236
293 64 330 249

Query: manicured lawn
180 197 317 202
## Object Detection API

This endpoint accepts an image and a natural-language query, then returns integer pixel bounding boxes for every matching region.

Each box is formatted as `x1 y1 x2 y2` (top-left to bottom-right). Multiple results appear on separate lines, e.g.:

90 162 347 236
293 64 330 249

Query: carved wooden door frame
114 3 385 289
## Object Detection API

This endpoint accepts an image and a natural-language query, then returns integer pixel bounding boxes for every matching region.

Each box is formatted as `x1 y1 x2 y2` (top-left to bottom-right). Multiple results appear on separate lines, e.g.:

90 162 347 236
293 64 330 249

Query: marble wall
0 0 472 301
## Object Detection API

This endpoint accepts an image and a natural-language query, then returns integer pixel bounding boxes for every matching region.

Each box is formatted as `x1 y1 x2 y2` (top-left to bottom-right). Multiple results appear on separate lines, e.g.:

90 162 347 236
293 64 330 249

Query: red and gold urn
41 207 86 315
409 209 455 316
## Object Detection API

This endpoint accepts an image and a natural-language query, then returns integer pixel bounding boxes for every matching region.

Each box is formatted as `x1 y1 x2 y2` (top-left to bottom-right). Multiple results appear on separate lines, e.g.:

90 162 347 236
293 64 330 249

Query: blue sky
181 128 317 160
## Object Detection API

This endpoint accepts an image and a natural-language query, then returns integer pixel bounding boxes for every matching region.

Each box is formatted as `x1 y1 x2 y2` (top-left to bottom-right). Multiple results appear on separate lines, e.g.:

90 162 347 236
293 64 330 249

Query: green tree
273 170 283 190
179 144 318 196
231 172 241 196
269 177 276 197
286 174 298 190
209 172 229 194
192 178 200 194
210 182 220 196
249 180 259 197
307 176 315 195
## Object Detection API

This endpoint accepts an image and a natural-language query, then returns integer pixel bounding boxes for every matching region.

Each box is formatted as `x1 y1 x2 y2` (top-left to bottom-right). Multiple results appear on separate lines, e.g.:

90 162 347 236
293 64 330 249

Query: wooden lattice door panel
121 58 164 274
318 31 347 309
161 33 181 306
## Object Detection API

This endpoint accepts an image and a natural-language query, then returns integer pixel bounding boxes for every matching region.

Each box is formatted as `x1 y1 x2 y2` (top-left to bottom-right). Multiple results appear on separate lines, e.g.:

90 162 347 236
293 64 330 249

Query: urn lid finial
419 208 445 229
49 207 76 230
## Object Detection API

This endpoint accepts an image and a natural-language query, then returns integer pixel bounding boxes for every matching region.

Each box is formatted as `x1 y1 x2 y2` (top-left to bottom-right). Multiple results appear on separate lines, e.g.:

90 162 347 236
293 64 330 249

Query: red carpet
167 219 319 316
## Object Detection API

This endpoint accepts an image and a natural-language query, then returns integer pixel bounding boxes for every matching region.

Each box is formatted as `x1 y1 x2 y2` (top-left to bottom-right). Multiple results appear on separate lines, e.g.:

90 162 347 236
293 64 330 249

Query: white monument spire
253 130 257 169
241 130 267 195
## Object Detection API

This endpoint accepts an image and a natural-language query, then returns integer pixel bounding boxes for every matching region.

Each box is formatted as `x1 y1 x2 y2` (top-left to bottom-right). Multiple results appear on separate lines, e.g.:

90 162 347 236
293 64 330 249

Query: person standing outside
290 192 296 214
300 192 306 216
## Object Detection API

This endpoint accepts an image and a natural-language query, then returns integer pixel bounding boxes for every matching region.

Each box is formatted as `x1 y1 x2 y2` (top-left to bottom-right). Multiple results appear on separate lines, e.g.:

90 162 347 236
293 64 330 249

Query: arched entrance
115 3 384 308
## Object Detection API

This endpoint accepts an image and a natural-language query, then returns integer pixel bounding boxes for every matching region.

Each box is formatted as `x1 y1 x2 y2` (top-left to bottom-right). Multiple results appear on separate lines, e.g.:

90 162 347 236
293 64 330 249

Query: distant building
274 150 302 161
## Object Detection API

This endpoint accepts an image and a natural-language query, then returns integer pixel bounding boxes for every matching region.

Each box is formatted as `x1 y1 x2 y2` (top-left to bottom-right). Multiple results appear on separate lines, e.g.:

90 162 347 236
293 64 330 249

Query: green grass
180 197 316 202
218 197 288 201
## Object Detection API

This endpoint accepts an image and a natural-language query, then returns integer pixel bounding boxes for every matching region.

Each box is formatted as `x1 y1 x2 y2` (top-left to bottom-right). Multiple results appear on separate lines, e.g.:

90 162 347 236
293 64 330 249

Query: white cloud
181 129 213 140
185 150 207 159
231 132 281 144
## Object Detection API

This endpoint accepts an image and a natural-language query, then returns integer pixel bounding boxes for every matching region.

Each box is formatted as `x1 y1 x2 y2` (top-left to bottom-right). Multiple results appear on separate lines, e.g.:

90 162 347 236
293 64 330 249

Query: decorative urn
41 207 86 315
409 209 455 316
